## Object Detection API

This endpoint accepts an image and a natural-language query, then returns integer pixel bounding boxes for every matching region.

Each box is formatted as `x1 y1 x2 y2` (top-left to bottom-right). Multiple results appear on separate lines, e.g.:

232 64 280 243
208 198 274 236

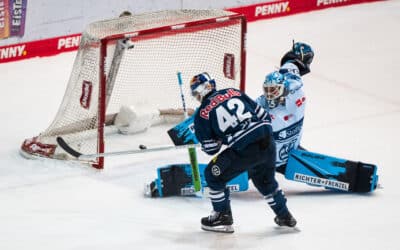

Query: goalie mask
190 72 216 102
263 71 288 109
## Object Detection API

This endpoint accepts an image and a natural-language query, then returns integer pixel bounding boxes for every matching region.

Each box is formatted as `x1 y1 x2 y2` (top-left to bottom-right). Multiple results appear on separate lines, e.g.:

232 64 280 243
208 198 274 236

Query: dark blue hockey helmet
190 72 216 101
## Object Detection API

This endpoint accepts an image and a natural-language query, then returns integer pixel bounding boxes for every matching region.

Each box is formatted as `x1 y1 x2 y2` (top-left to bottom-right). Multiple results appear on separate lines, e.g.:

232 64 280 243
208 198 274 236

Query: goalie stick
176 72 202 192
56 136 199 160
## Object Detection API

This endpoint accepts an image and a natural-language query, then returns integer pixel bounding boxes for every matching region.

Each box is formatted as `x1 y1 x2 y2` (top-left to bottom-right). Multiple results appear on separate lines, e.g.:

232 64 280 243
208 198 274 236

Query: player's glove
280 42 314 76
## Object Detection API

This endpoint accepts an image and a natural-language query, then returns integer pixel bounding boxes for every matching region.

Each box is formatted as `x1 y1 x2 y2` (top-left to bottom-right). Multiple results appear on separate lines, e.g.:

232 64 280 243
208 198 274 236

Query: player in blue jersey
190 72 296 233
256 41 314 174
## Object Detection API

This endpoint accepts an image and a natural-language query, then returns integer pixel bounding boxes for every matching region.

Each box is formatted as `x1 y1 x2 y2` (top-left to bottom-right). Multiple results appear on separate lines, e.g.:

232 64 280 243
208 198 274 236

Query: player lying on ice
147 41 379 199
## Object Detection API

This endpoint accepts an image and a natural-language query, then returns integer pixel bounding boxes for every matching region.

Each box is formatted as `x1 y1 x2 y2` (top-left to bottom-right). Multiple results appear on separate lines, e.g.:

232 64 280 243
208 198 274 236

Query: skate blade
274 225 301 233
201 224 234 233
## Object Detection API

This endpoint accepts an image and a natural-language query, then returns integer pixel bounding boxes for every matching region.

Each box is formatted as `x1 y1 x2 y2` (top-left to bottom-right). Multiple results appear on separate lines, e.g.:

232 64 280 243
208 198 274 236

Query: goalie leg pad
156 164 194 197
147 164 249 197
285 149 378 193
114 105 161 134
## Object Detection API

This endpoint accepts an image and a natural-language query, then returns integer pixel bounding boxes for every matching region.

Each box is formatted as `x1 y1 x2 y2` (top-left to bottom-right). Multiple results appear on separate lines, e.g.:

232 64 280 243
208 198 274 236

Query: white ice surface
1 1 400 249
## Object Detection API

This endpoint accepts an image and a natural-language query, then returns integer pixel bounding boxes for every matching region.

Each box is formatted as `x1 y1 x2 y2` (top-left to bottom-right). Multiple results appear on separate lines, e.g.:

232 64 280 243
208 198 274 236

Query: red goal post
20 10 247 169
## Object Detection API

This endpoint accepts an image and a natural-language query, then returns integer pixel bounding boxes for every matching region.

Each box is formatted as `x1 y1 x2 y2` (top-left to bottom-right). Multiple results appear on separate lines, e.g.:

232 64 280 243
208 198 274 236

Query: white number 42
216 98 251 132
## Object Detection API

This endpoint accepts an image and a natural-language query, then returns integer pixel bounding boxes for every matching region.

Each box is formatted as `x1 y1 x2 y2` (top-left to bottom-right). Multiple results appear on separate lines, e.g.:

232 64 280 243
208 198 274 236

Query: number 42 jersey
194 88 273 155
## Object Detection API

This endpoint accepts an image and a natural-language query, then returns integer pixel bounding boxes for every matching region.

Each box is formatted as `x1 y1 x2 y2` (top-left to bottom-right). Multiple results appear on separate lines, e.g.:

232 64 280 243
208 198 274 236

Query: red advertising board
228 0 384 22
0 0 385 64
0 33 81 63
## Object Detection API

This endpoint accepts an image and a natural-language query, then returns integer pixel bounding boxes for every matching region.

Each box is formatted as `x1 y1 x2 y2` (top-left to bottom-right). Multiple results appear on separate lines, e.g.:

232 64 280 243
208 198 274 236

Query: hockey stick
56 136 200 160
177 72 202 192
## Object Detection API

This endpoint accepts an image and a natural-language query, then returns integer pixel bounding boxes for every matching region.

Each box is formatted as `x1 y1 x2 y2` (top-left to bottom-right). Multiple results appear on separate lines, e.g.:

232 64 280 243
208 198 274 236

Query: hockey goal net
20 10 247 169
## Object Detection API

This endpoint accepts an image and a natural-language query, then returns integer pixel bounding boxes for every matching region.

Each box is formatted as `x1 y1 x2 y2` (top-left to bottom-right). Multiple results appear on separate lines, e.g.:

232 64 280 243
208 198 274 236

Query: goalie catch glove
280 41 314 76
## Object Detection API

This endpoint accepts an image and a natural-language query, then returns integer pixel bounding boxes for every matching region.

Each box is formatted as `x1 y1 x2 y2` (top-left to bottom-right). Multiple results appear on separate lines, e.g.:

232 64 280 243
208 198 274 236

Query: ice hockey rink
1 1 399 249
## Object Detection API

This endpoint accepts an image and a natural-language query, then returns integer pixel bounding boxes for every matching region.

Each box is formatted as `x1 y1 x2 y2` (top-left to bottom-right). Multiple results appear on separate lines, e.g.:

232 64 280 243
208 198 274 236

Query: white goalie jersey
256 62 306 167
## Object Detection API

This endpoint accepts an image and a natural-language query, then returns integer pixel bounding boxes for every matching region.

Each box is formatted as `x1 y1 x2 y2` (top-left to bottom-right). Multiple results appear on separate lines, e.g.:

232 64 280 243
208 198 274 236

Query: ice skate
201 210 234 233
274 211 297 228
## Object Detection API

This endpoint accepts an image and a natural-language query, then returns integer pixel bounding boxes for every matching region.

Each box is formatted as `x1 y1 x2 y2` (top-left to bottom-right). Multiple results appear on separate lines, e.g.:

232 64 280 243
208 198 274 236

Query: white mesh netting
21 10 245 168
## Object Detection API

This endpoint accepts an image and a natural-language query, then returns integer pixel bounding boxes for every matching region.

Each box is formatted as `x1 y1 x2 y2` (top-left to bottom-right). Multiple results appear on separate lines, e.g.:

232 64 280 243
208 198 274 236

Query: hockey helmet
190 72 216 102
263 71 288 109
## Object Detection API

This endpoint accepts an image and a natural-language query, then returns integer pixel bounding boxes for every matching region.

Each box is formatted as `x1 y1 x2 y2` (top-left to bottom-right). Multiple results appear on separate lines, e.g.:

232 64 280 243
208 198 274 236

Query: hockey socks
265 188 289 217
265 189 297 227
209 188 231 212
